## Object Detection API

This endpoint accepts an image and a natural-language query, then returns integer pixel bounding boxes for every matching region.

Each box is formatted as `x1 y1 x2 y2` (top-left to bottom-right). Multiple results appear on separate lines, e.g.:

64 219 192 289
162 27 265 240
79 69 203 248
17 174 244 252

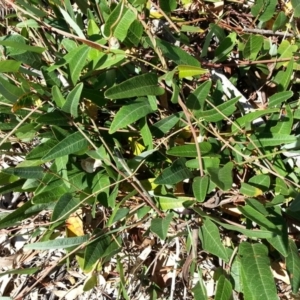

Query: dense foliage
0 0 300 299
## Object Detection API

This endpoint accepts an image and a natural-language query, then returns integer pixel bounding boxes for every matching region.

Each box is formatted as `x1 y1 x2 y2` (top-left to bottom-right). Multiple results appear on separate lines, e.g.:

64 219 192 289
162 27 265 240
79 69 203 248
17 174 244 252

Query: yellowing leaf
178 65 209 79
129 137 145 155
66 213 84 237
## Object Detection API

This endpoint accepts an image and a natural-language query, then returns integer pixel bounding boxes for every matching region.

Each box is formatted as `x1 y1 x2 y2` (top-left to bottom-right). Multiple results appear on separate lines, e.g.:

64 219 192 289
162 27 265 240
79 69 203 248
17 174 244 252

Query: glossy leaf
247 134 296 150
186 80 212 111
156 195 189 210
109 98 154 133
105 73 164 99
198 97 239 122
213 32 236 62
167 142 212 157
243 35 264 60
59 7 85 38
177 65 209 79
113 8 136 41
42 131 88 161
268 91 293 108
151 113 181 137
265 208 288 257
61 83 84 118
66 46 89 85
154 158 193 185
154 38 200 66
193 176 209 202
232 108 278 133
238 205 278 232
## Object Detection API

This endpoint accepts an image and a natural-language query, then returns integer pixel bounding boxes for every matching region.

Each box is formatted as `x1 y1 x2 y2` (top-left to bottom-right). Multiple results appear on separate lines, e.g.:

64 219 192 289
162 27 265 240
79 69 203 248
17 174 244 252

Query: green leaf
159 0 177 12
83 274 98 291
207 162 233 191
154 38 200 66
272 11 288 31
151 113 181 138
167 142 212 157
193 176 209 202
238 205 278 232
292 0 300 17
59 7 85 38
243 35 264 60
247 134 296 150
215 275 232 300
24 235 89 250
109 98 154 134
0 40 46 54
0 60 21 72
232 108 279 133
286 239 300 294
150 213 173 240
191 277 208 300
213 32 236 62
231 257 242 293
126 20 143 46
84 235 121 272
32 186 68 204
51 86 66 108
249 174 270 192
154 158 193 185
66 46 89 85
268 91 293 108
113 8 136 42
103 2 124 37
186 80 212 111
105 73 164 99
36 111 70 126
1 167 44 179
199 218 229 262
276 41 298 69
273 58 294 91
0 76 23 103
0 179 26 194
61 83 84 118
198 97 239 122
51 193 80 222
42 131 88 161
0 267 40 277
251 0 277 22
240 182 263 197
156 195 189 210
177 65 209 79
239 242 278 299
27 139 59 160
265 208 288 257
270 105 293 135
